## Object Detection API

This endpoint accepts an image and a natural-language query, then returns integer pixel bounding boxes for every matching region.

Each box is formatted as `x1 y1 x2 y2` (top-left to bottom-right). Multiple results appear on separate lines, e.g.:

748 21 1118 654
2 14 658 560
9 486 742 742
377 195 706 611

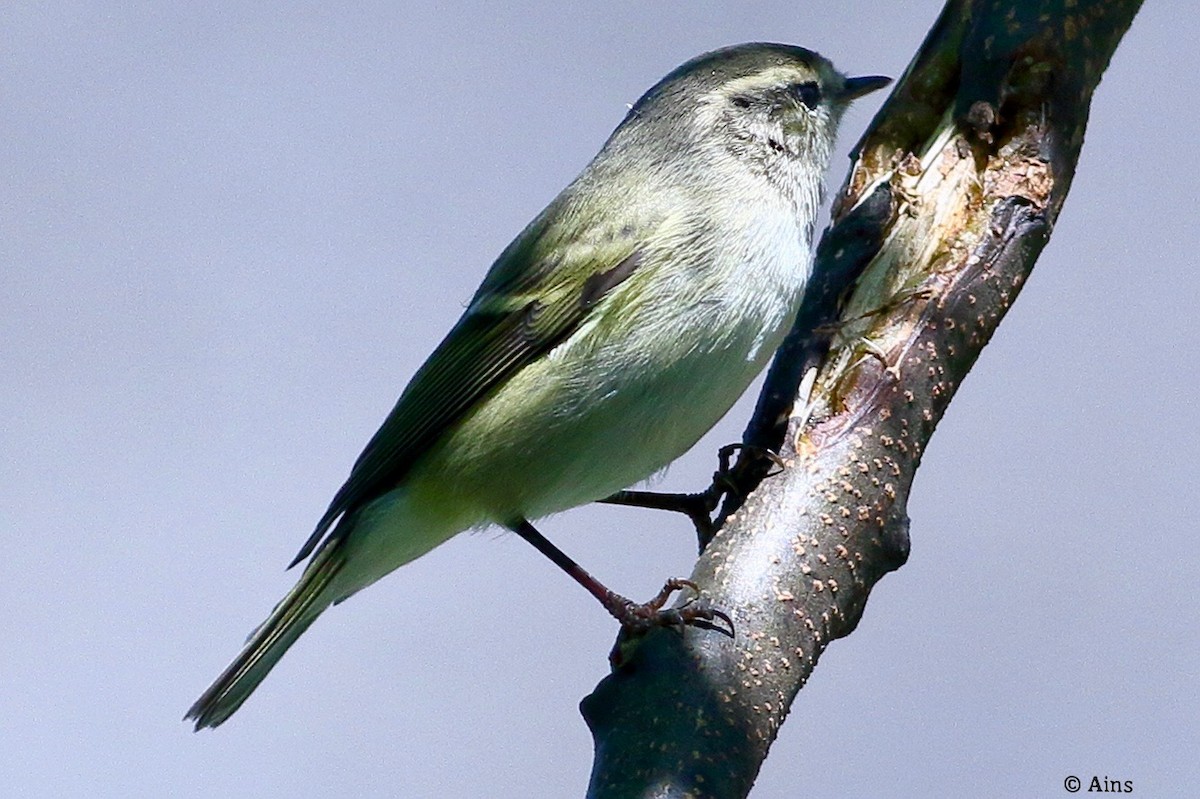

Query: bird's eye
731 95 752 109
789 81 821 110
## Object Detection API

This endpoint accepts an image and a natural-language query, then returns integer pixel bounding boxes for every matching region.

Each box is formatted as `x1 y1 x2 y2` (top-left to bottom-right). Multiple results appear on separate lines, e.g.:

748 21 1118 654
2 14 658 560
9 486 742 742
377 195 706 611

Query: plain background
3 1 1197 796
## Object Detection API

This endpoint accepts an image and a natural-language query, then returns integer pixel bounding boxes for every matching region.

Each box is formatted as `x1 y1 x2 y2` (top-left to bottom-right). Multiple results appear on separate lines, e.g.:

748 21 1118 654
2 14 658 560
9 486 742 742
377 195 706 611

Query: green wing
289 211 646 567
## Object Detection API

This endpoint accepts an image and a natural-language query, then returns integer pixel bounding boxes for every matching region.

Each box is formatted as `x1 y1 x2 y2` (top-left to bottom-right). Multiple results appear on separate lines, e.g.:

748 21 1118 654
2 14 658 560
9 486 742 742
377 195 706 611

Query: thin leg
508 519 733 637
598 489 716 539
598 443 787 548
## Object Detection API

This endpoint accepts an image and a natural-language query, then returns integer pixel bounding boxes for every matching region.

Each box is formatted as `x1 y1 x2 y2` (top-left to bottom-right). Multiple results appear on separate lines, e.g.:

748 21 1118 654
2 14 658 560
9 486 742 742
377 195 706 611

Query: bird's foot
605 578 734 668
602 578 734 636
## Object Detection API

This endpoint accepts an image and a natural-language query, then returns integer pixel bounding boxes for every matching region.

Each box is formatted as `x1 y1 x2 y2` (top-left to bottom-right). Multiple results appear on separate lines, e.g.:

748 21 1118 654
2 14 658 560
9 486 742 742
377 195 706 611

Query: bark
582 1 1144 796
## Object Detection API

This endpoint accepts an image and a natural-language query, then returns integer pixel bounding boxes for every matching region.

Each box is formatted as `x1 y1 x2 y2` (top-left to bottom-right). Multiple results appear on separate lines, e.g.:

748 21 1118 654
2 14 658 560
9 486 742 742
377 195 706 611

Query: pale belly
413 283 800 524
327 295 798 602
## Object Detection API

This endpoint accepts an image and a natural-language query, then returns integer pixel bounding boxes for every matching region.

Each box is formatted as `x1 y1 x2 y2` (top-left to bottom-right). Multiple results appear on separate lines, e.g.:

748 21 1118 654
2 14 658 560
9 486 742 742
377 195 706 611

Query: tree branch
582 1 1143 796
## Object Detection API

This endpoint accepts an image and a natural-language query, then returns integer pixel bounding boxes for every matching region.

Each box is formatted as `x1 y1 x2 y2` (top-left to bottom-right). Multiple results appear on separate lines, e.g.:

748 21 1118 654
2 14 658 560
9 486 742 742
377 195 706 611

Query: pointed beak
840 75 892 102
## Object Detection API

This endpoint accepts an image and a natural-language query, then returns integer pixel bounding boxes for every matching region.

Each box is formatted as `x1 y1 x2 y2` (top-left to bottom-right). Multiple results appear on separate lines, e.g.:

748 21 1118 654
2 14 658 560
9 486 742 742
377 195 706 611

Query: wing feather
289 234 644 567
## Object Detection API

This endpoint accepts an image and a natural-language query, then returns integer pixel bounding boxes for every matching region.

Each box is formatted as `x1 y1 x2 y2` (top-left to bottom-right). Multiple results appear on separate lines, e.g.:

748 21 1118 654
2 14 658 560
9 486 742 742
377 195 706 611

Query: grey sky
2 2 1196 796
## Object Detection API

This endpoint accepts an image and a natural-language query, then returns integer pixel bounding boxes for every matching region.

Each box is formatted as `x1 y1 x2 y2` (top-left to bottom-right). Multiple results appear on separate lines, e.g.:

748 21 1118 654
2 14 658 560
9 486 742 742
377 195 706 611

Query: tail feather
186 543 346 730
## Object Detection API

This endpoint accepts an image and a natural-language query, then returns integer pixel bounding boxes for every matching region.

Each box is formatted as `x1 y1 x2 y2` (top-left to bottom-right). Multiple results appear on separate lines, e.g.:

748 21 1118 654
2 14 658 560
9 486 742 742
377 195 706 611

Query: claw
602 578 735 638
718 442 786 480
691 603 736 638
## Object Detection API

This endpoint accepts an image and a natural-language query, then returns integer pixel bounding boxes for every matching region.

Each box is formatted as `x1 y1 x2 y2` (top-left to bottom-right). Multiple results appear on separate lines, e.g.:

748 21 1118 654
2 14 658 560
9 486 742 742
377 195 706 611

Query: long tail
185 541 346 730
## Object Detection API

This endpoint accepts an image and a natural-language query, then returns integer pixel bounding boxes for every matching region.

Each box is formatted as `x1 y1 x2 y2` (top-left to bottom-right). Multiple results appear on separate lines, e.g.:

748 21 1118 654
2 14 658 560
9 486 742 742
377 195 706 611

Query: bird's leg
508 519 733 638
598 489 717 539
598 443 785 545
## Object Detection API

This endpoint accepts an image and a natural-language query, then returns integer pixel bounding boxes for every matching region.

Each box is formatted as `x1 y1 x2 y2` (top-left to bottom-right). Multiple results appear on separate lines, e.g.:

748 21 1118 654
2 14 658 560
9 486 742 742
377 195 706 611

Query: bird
186 42 889 729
